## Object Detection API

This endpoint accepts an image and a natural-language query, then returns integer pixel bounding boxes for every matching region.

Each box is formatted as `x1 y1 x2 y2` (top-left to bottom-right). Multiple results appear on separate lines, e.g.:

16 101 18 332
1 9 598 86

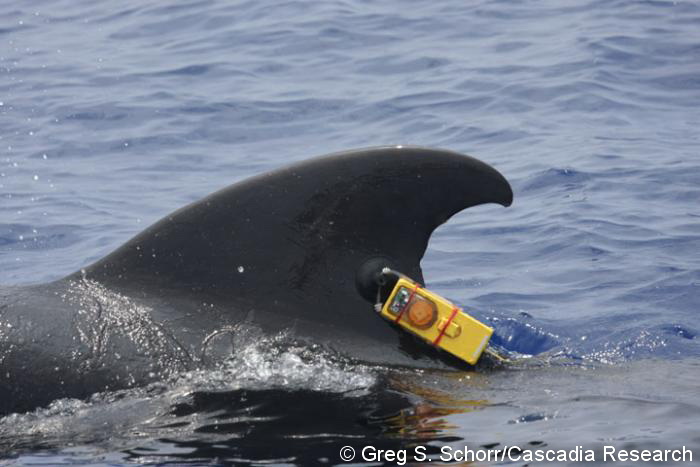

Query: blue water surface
1 0 699 464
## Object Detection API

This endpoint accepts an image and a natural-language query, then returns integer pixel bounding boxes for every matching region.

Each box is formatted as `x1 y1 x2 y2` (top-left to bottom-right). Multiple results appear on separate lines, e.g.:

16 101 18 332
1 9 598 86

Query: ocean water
1 0 699 465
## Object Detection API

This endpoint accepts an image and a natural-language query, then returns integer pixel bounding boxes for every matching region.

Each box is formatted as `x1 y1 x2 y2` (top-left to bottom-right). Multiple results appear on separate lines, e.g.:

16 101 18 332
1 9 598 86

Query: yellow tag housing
380 277 493 365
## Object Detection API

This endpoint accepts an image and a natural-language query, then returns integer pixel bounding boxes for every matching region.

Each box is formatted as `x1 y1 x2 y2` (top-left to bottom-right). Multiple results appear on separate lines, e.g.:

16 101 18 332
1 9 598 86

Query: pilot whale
0 146 512 415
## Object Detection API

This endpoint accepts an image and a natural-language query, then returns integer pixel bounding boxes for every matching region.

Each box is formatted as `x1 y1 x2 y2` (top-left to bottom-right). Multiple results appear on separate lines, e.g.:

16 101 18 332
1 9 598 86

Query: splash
181 323 377 393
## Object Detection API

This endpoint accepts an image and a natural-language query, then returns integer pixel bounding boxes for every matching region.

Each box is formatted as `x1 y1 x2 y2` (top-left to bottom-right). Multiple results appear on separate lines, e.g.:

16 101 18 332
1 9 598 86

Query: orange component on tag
407 298 437 329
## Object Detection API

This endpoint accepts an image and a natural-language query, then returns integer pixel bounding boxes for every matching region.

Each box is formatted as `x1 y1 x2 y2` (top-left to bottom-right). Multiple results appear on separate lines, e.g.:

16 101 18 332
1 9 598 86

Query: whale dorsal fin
83 147 512 365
